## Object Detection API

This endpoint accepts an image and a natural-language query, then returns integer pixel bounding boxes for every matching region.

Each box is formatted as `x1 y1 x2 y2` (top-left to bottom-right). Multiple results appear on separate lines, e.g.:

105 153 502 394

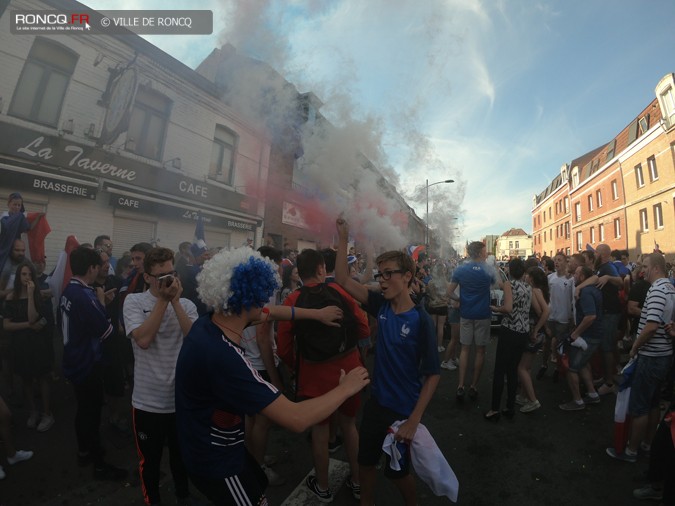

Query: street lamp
426 178 455 248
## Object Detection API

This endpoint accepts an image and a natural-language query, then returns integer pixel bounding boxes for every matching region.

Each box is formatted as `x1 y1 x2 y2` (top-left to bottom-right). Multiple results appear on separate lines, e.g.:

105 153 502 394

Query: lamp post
425 178 455 249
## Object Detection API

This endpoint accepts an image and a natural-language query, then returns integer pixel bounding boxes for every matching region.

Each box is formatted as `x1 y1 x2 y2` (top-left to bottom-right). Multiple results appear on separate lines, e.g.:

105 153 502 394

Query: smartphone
158 274 174 287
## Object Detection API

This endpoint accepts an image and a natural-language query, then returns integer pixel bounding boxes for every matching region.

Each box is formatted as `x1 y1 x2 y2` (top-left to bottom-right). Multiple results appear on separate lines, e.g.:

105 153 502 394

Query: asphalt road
0 333 662 506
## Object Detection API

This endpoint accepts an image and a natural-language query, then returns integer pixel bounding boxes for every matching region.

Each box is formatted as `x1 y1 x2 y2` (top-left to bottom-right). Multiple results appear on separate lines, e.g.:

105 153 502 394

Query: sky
84 0 675 251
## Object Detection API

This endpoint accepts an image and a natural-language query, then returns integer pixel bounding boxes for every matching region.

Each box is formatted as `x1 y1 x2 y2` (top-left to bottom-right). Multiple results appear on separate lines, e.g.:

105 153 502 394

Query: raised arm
335 218 369 305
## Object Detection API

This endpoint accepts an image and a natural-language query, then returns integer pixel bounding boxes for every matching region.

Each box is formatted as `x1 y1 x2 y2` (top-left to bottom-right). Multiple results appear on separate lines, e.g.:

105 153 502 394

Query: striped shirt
124 291 198 413
637 277 674 357
502 280 531 334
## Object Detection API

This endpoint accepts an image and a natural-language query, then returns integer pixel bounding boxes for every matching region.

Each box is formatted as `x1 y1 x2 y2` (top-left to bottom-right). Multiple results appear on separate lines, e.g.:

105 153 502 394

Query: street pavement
0 333 663 506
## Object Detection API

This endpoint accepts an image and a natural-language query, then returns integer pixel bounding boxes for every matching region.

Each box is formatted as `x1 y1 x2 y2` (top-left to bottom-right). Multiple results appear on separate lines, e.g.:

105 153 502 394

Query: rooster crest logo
400 323 411 338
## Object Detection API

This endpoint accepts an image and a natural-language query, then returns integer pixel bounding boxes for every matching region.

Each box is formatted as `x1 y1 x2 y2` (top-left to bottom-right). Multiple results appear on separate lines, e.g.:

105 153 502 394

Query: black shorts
358 398 410 479
190 450 268 506
427 305 448 316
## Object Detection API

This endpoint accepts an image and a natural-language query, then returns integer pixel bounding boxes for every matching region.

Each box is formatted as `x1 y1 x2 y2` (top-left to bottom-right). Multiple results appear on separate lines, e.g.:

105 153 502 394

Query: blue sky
85 0 675 251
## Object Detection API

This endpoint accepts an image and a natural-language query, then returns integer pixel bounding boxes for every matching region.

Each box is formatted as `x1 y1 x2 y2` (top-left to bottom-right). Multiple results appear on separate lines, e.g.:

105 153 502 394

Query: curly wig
197 247 280 314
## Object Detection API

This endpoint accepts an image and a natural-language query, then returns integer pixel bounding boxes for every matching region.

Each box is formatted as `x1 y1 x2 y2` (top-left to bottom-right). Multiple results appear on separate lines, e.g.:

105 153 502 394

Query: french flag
48 235 80 301
613 357 637 454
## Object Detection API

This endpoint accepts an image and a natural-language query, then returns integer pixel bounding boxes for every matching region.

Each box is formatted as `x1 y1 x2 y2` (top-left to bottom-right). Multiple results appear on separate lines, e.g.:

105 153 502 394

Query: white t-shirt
123 291 198 413
548 272 574 324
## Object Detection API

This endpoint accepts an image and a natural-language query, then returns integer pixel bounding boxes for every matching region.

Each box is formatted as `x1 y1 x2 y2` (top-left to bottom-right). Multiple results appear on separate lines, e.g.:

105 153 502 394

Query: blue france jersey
175 314 281 480
451 261 496 320
59 278 113 384
365 291 440 417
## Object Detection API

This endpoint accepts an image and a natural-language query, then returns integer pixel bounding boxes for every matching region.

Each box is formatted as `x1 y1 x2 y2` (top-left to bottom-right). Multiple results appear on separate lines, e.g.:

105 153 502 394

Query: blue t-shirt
451 261 496 320
365 291 440 416
575 285 603 340
59 278 114 384
175 314 281 480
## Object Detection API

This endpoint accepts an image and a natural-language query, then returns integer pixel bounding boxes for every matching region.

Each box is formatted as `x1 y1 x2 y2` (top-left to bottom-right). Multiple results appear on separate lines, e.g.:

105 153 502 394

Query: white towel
382 420 459 502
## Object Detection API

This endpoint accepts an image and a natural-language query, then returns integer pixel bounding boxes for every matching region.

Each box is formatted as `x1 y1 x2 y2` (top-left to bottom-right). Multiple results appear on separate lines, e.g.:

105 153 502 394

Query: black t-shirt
627 279 650 333
596 261 620 313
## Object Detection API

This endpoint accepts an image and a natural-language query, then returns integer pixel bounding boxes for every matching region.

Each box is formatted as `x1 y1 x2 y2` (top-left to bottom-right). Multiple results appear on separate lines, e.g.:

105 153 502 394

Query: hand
595 275 609 289
95 286 106 305
529 331 538 343
30 319 46 331
489 305 499 313
26 280 35 291
665 322 675 338
574 287 581 300
394 419 419 443
158 277 179 301
167 277 183 302
339 367 370 395
104 288 117 305
316 306 344 327
336 217 349 240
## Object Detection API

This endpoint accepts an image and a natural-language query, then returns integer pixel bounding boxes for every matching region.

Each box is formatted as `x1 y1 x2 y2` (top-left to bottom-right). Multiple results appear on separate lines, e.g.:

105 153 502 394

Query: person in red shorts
278 248 370 502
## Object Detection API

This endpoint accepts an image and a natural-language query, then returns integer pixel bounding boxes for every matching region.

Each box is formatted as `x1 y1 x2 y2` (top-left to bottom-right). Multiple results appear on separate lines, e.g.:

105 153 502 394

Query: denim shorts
547 320 570 341
628 354 673 417
568 338 601 373
447 307 460 325
601 312 620 352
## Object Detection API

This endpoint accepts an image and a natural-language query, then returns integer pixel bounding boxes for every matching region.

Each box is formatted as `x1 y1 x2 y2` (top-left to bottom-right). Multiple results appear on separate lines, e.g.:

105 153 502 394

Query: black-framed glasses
147 270 177 279
374 269 404 281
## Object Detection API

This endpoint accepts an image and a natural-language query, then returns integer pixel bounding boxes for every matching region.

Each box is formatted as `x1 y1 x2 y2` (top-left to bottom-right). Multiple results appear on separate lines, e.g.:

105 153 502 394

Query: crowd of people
0 188 673 506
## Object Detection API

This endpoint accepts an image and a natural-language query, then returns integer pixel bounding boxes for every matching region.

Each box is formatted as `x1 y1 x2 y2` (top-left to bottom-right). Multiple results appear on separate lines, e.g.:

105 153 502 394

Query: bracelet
291 306 295 321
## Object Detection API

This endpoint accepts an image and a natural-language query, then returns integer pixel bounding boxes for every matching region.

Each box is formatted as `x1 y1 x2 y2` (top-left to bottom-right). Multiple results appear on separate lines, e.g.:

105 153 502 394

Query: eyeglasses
147 270 177 279
374 269 404 281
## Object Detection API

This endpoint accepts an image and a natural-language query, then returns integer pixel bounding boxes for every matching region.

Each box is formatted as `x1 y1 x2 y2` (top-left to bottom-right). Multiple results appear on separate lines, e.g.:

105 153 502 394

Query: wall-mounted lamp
84 123 98 139
163 157 182 170
61 118 74 134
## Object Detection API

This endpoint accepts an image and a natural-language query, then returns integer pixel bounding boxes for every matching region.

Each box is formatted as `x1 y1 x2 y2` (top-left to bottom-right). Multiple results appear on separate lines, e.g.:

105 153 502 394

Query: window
549 208 552 219
635 164 645 188
628 119 639 145
564 197 569 213
543 212 546 223
575 202 581 222
588 195 593 212
614 218 621 238
611 180 618 200
572 169 579 187
599 223 605 241
590 227 595 243
596 190 602 208
126 87 172 160
509 241 513 249
659 85 675 126
640 208 649 232
209 125 237 183
515 240 519 248
9 38 78 126
606 139 616 160
576 231 583 251
647 156 658 182
654 204 664 229
565 221 570 238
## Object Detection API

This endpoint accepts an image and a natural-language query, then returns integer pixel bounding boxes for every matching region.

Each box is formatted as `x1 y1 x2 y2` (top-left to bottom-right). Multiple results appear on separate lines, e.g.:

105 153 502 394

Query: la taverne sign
0 121 256 212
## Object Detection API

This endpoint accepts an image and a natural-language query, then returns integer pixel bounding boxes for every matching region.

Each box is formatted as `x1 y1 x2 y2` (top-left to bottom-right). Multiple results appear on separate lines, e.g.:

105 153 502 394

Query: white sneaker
7 449 33 465
0 465 5 479
515 394 529 406
37 414 55 432
520 400 541 413
26 412 39 430
440 360 457 371
262 464 286 486
437 345 446 352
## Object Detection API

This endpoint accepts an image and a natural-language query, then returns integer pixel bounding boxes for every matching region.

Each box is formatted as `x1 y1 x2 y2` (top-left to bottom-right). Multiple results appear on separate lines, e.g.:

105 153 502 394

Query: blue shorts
447 307 460 325
568 338 601 373
601 312 620 352
628 354 673 417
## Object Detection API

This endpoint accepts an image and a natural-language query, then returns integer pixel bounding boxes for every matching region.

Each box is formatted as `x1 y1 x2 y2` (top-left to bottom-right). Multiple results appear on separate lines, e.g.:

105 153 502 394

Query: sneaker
597 383 617 396
437 346 445 352
37 414 55 432
582 394 601 405
441 360 457 371
633 484 663 500
606 447 637 463
7 450 33 465
520 400 541 413
0 465 5 480
26 411 39 430
559 400 585 411
346 477 361 500
328 435 343 454
93 462 128 481
456 386 465 402
515 394 528 406
262 465 286 486
305 475 333 503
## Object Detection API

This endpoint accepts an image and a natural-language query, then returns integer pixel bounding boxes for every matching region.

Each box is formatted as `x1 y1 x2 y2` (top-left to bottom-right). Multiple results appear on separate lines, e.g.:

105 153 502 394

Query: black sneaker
305 475 333 503
93 462 128 481
328 436 343 454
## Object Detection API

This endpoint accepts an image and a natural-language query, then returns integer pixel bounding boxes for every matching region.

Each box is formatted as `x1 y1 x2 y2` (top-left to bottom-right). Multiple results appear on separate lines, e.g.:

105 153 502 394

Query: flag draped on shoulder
191 213 207 258
48 235 80 301
25 213 51 263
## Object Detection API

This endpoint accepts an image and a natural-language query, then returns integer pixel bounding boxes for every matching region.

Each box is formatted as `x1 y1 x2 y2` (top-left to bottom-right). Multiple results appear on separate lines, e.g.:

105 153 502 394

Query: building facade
0 0 269 265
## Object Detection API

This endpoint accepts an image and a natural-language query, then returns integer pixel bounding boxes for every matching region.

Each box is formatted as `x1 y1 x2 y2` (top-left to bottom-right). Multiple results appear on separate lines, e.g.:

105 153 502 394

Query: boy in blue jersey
59 246 127 481
334 218 440 506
